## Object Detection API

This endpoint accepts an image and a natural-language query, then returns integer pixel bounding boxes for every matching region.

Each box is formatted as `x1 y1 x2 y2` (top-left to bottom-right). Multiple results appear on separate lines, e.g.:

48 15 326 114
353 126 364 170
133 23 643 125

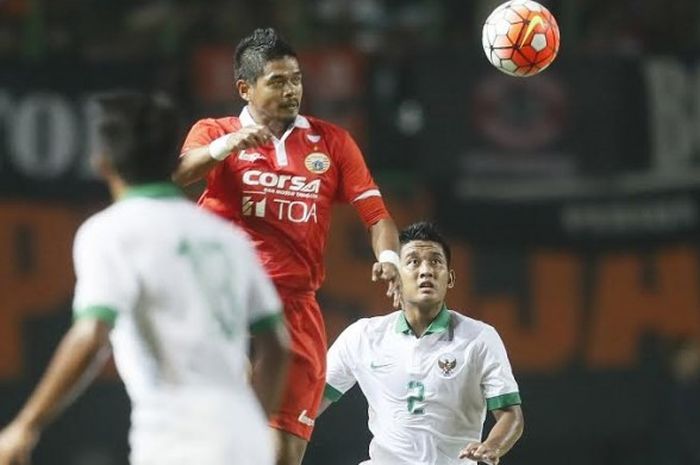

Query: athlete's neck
107 177 128 201
247 107 294 139
402 303 443 338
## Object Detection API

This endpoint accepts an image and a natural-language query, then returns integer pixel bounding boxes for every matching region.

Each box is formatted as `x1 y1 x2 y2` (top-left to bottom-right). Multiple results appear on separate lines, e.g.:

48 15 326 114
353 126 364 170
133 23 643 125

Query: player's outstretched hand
459 442 500 465
371 262 401 308
0 422 39 465
225 125 273 151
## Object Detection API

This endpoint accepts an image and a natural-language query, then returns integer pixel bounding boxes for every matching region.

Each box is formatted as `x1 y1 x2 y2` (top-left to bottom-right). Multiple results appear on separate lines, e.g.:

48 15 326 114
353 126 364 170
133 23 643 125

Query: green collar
121 182 183 200
395 305 451 336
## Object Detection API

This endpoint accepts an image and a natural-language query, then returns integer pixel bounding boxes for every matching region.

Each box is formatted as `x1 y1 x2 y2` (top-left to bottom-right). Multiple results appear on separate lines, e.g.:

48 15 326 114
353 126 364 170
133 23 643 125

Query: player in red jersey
173 28 401 465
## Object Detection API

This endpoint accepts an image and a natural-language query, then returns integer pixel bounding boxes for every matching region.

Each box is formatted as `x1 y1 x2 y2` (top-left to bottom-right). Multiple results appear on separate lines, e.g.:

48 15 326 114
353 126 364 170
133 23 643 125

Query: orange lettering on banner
0 202 82 379
655 247 700 337
479 252 581 371
588 247 700 368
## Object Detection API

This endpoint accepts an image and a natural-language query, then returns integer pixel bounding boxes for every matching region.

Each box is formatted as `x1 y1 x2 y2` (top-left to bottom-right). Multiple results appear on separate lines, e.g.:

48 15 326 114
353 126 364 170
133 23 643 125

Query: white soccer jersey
72 183 281 465
325 308 521 465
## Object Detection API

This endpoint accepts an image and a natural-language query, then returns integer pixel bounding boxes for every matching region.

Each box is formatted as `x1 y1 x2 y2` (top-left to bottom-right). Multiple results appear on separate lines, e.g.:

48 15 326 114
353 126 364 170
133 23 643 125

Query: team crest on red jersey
304 152 331 174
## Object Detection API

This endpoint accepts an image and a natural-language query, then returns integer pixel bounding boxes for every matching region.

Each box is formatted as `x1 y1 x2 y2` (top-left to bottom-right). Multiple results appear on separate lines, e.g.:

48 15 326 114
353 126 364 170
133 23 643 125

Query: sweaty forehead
262 57 301 78
400 240 446 259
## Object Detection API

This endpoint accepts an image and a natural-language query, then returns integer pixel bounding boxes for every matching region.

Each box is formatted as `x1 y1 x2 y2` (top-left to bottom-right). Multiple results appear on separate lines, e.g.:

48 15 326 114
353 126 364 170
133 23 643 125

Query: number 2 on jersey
178 239 238 339
407 380 425 414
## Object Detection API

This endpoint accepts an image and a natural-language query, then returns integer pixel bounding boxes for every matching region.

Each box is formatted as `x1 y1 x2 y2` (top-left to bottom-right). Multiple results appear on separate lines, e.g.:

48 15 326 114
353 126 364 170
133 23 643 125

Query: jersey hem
73 305 118 326
249 312 283 334
486 392 522 410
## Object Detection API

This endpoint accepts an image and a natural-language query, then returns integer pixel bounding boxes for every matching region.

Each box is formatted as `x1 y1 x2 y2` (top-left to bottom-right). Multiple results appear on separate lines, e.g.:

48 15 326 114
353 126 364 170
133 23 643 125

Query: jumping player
173 28 401 465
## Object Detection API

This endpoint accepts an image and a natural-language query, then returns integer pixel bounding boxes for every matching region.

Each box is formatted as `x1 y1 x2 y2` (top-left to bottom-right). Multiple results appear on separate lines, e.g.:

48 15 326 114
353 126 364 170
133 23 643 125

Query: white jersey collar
239 105 310 130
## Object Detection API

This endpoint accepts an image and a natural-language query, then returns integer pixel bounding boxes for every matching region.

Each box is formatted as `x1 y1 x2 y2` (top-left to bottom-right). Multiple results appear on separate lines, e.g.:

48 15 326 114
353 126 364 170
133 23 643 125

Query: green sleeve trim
486 392 522 411
324 383 344 402
73 305 118 326
249 312 283 334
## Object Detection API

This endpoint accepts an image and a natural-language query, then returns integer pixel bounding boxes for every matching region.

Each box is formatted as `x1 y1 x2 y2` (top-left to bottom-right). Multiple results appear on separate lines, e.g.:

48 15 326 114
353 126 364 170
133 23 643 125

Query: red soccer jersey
181 107 390 293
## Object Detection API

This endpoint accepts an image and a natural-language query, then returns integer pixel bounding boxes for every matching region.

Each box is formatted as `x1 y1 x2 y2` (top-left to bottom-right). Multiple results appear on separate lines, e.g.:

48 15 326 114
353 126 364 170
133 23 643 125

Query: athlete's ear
447 270 455 289
236 79 251 101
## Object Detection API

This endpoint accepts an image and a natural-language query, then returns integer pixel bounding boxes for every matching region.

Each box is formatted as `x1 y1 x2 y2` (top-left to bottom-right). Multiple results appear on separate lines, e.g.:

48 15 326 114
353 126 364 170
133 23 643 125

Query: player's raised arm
334 129 401 307
459 405 525 465
0 319 112 465
173 122 272 186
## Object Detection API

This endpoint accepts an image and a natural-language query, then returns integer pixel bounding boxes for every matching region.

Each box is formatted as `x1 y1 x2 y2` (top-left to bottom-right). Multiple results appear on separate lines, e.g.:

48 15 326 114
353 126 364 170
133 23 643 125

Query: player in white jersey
0 92 290 465
321 222 524 465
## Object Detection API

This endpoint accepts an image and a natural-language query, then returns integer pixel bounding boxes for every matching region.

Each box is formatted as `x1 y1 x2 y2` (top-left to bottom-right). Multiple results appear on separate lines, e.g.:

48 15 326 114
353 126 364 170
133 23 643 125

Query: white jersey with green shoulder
325 308 521 465
72 183 281 465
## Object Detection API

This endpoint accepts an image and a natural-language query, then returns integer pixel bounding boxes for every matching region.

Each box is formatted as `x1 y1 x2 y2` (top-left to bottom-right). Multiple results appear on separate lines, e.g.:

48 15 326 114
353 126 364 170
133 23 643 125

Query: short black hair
92 91 180 184
234 27 297 82
399 221 452 265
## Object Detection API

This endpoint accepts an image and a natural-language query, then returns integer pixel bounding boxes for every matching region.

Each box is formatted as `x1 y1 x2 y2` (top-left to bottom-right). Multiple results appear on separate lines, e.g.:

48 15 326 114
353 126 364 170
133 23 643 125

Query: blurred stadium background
1 0 700 464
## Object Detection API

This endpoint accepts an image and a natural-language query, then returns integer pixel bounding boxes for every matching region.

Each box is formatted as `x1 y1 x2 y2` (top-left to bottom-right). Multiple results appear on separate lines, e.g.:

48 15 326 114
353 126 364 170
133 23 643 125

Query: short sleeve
335 131 390 226
181 119 224 153
479 326 522 410
240 236 283 334
72 219 139 326
325 321 362 402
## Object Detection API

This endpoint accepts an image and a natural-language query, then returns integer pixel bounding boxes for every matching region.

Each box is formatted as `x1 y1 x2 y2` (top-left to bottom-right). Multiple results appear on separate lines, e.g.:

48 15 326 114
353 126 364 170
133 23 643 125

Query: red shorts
269 291 326 440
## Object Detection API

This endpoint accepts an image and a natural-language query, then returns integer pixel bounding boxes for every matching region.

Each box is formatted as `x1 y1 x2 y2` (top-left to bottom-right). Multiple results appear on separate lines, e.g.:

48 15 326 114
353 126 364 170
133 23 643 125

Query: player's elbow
171 150 206 186
171 160 195 186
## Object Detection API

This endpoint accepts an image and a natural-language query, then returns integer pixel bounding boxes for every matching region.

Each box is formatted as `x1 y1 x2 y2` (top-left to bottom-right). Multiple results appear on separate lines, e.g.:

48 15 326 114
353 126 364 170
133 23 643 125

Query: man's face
399 240 454 309
239 56 303 122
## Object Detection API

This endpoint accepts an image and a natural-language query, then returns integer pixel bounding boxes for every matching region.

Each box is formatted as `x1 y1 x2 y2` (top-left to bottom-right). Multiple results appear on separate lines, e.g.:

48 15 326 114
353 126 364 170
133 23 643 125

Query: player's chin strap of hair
378 250 400 269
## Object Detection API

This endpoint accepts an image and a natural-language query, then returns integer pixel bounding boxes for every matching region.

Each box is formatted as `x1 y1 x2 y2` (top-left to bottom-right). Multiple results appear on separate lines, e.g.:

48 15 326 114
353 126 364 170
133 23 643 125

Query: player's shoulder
350 310 401 339
74 203 125 246
448 309 500 341
303 115 350 139
343 311 401 339
191 115 241 132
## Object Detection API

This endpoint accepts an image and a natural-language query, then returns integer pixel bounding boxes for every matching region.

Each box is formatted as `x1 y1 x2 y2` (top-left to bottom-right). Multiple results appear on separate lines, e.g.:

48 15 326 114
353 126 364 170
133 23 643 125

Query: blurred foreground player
0 92 290 465
173 27 401 465
321 222 524 465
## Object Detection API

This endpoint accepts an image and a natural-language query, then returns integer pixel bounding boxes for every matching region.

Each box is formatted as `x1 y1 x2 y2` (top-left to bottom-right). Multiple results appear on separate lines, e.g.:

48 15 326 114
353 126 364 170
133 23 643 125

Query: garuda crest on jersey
437 354 458 377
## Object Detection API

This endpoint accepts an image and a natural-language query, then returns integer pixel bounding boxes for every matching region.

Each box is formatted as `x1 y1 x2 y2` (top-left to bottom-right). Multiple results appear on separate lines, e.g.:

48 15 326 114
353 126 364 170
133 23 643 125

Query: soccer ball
482 0 560 77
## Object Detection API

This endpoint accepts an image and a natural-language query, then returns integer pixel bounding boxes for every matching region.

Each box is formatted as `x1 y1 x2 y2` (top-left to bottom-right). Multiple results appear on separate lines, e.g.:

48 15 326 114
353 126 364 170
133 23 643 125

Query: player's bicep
72 222 138 327
336 132 380 203
335 132 390 226
325 324 361 401
479 327 522 410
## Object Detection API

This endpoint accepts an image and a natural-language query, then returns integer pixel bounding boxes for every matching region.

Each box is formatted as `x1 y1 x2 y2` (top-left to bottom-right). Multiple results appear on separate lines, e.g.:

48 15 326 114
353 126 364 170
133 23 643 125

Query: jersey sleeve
335 130 391 227
240 236 283 334
72 219 139 327
181 119 223 153
324 321 362 402
478 326 522 411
